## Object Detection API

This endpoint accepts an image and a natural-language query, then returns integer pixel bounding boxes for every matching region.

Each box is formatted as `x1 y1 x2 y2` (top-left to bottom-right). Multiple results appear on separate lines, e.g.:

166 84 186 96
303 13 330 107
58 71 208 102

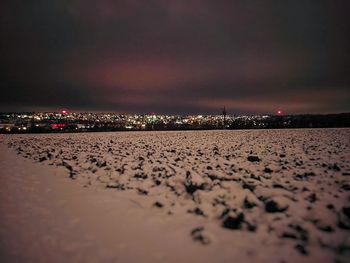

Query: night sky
1 1 349 114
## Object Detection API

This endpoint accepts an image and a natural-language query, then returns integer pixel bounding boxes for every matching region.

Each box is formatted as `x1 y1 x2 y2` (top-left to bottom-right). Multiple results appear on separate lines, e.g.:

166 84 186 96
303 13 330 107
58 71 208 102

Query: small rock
294 244 308 255
62 161 73 171
343 207 350 218
97 160 107 168
265 197 289 213
243 197 256 209
137 188 148 195
313 219 334 232
288 224 309 242
247 155 260 162
191 227 211 245
184 171 205 194
153 201 163 208
221 210 245 230
188 207 206 217
281 232 298 239
333 164 341 171
242 182 256 191
306 193 317 203
39 156 47 162
245 220 257 232
326 204 334 210
338 207 350 230
338 236 350 255
264 167 273 173
272 183 285 189
341 184 350 191
134 172 148 179
106 183 118 189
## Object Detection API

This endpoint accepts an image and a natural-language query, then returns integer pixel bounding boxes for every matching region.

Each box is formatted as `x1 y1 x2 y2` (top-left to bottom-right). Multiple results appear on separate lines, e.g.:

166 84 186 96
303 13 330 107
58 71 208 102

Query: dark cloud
1 0 349 114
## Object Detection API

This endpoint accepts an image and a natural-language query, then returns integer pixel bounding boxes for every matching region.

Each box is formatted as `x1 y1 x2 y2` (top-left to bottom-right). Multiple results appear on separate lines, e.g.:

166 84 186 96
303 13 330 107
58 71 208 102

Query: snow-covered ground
1 129 350 262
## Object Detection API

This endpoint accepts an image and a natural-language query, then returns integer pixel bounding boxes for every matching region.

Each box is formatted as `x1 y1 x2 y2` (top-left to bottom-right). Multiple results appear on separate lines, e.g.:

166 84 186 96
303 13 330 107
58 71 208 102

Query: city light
0 111 348 133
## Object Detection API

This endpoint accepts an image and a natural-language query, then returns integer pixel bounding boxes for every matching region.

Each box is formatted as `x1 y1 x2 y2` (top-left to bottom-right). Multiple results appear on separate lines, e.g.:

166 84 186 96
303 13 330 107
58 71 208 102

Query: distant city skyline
1 111 349 134
1 1 349 114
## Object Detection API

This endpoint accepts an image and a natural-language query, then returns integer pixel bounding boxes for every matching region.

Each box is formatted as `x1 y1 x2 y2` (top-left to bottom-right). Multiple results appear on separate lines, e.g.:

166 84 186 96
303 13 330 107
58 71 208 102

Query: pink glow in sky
0 1 349 114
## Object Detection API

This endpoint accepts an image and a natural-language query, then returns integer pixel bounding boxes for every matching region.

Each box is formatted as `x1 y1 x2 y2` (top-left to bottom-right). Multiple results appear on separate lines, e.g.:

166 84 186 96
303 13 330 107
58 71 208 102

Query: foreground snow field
1 129 350 262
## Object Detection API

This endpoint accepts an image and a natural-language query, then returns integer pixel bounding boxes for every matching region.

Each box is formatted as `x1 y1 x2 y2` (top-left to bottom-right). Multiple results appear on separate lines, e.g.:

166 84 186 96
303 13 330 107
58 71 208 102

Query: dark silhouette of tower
30 111 35 131
222 106 227 129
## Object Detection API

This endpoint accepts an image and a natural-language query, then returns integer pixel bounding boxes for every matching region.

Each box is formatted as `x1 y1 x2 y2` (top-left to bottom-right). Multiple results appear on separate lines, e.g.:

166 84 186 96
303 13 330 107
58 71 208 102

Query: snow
1 128 350 262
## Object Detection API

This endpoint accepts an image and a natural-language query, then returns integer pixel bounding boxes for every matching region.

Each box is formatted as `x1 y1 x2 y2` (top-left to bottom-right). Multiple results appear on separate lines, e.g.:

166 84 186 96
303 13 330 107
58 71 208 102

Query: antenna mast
222 106 227 129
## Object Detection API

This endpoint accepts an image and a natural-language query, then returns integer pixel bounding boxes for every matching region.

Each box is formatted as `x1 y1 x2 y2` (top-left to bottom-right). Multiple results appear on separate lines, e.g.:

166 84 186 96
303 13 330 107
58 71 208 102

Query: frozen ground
1 129 350 262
